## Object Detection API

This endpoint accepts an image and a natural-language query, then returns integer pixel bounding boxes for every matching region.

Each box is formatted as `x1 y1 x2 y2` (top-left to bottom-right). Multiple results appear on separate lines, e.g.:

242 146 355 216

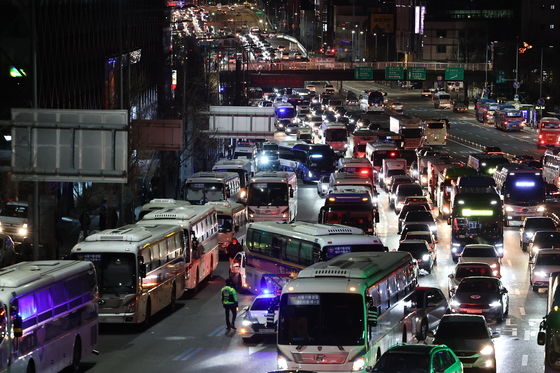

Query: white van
434 92 452 109
381 158 407 190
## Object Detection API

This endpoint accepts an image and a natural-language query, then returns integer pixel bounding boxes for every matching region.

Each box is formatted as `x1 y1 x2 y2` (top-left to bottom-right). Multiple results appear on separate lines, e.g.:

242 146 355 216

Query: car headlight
480 344 494 355
443 206 450 214
532 246 540 253
277 356 288 370
344 144 348 148
422 254 430 261
308 171 313 177
260 156 269 164
525 231 533 238
489 301 501 308
241 319 253 326
429 225 436 232
537 206 546 212
450 300 460 307
535 271 548 278
505 206 514 212
352 357 365 371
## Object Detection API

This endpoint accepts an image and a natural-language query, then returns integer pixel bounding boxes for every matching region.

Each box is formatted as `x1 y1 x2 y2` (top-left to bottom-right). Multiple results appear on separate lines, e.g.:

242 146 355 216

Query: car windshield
251 296 278 311
248 183 288 206
534 232 560 247
398 185 423 197
405 234 432 243
405 211 433 222
372 351 429 373
0 205 28 218
402 128 423 138
456 265 493 278
278 293 364 346
234 151 253 160
462 247 496 257
387 169 405 177
398 243 428 258
402 224 431 234
185 182 225 204
436 321 489 340
71 252 136 295
457 278 498 293
326 129 347 141
542 122 560 129
525 219 556 231
536 253 560 266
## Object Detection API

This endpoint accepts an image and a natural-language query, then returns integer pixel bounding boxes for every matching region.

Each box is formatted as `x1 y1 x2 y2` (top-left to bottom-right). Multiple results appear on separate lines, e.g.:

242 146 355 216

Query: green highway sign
255 10 264 17
407 67 426 80
354 66 374 80
445 67 464 81
385 66 404 80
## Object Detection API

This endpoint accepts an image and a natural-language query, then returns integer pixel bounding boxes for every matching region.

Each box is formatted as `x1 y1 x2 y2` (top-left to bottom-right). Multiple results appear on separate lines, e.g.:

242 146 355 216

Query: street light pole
539 46 544 98
515 39 519 96
484 43 488 88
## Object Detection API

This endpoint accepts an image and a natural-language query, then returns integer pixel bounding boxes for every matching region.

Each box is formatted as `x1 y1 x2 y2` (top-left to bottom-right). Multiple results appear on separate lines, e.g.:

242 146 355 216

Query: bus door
231 252 247 289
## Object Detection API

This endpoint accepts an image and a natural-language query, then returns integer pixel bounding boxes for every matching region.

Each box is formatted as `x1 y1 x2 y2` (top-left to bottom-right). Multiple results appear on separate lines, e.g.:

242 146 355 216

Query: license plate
259 328 275 333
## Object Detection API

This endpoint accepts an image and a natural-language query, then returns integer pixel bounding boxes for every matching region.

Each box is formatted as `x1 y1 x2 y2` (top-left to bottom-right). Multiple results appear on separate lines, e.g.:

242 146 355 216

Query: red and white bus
538 117 560 147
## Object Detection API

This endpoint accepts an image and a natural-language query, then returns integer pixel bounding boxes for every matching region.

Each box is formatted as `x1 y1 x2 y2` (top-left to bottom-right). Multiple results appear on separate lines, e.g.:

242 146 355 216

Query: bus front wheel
26 360 35 373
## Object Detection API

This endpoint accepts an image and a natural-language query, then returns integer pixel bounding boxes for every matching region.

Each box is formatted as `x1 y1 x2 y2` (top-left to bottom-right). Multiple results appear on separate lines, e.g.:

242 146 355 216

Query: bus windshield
213 168 248 187
542 121 560 129
504 176 545 204
0 205 28 218
278 293 364 346
401 128 423 138
426 122 444 129
248 183 289 206
185 183 225 204
72 252 136 295
325 129 347 141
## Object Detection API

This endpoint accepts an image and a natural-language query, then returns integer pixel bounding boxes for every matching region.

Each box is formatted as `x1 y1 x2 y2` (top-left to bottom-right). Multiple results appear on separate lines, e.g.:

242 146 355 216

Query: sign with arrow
444 67 464 81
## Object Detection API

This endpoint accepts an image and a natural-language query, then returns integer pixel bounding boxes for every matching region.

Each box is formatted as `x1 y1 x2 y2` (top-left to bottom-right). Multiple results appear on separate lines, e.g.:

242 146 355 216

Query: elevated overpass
220 61 493 89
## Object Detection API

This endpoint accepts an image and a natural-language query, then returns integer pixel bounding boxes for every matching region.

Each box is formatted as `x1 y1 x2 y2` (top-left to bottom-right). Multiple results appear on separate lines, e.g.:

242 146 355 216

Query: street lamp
352 30 356 62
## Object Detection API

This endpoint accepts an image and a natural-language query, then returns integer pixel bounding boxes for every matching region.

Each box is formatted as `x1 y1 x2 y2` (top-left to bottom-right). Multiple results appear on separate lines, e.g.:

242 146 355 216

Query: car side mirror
538 331 546 345
491 331 500 339
427 330 435 338
501 288 508 294
448 274 454 279
139 263 147 278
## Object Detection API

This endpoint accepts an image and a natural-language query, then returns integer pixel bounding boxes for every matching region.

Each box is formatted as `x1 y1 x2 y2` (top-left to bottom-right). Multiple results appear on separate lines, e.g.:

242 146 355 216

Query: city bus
319 123 347 155
0 260 98 373
296 144 337 183
494 109 525 131
212 158 254 187
206 201 247 252
275 102 296 121
184 171 241 205
329 172 377 198
72 224 187 323
319 189 379 234
138 204 219 290
276 252 417 372
231 222 385 293
422 120 447 146
538 117 560 147
493 165 546 225
543 149 560 187
247 171 298 223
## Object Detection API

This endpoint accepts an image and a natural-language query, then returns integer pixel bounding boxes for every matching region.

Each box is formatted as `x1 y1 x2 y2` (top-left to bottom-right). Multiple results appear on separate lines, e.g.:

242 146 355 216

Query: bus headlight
18 224 28 237
241 319 253 327
449 299 460 308
352 357 365 371
505 206 514 212
422 254 430 261
308 171 313 178
489 301 501 308
537 206 546 212
277 356 288 370
443 206 450 214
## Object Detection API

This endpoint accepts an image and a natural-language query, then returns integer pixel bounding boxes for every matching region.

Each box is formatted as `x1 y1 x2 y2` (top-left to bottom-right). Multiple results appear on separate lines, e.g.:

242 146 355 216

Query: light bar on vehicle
310 154 323 159
515 181 536 188
461 209 494 217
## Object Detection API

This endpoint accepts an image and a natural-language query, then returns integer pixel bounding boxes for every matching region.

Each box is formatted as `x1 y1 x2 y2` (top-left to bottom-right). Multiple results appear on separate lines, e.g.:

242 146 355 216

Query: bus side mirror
139 263 147 278
538 331 546 345
447 218 451 225
13 315 23 338
289 188 294 198
375 211 380 223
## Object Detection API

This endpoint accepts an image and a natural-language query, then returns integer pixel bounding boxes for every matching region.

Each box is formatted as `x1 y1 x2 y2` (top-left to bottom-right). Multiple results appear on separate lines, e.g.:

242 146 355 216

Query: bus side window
260 230 273 257
182 230 191 262
367 286 381 308
299 241 317 266
285 238 300 263
271 235 286 260
378 280 389 313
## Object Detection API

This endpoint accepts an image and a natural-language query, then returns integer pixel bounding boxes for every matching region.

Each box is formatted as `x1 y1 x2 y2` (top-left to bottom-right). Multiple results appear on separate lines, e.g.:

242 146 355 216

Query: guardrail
223 61 492 72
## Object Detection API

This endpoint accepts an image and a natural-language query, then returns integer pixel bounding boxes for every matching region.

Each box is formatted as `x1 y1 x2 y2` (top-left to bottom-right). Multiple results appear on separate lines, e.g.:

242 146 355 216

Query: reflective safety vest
221 286 238 305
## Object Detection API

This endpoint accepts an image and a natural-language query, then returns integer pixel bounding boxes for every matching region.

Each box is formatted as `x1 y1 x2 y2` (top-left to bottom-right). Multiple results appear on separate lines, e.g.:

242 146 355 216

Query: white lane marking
520 307 526 316
506 319 512 326
512 328 517 337
522 355 528 366
524 330 530 340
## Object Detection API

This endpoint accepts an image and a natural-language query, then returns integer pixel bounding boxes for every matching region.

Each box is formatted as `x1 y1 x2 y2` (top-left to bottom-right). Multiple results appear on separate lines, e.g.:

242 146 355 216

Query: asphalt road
82 86 551 373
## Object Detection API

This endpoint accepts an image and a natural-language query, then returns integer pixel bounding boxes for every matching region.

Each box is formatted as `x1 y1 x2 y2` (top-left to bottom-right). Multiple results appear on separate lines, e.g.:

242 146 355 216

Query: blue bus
294 144 337 182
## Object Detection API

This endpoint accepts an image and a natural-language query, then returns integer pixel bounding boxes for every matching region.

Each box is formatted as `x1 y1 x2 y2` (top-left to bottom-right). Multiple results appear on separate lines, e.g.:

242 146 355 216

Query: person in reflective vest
221 279 239 330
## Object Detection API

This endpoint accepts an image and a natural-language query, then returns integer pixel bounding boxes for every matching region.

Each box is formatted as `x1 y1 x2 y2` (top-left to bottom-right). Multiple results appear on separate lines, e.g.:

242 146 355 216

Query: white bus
212 158 254 187
422 120 447 146
0 260 98 373
206 201 248 252
72 224 186 324
329 172 377 199
184 171 242 205
276 252 417 372
247 171 298 223
139 205 219 290
136 198 190 221
231 222 385 293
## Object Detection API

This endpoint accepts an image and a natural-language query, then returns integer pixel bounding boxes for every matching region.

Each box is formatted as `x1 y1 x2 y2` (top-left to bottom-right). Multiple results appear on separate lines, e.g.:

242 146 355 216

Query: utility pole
539 46 544 98
514 38 519 96
31 0 40 261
